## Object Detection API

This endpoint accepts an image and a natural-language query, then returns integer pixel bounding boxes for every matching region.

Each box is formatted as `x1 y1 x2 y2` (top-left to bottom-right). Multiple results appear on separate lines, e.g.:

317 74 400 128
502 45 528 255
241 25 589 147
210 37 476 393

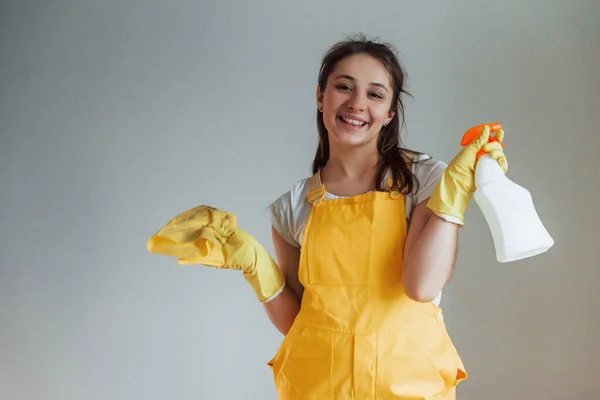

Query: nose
346 91 366 112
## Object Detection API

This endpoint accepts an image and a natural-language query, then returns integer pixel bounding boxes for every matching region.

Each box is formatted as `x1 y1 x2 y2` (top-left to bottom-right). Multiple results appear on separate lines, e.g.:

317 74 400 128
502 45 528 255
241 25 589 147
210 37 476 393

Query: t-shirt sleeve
412 156 448 207
412 155 463 225
264 190 301 248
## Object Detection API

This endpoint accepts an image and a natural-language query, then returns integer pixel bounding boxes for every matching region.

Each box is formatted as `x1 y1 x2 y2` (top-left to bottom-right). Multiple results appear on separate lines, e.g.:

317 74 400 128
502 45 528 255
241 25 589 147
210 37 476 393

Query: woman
147 35 508 399
262 36 506 399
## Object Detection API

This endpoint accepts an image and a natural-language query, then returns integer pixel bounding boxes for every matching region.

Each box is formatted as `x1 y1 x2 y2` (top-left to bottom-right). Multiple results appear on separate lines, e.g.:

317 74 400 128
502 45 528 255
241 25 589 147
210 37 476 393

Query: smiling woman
260 34 508 399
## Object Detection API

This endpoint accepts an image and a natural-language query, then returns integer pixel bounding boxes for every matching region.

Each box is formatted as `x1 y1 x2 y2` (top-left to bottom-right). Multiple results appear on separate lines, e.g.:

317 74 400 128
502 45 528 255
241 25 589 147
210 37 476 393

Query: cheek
372 105 391 121
325 88 350 106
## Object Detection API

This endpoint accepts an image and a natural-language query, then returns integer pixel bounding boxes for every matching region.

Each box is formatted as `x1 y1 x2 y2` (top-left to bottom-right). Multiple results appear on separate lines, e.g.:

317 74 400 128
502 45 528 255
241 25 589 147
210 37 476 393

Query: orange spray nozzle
461 122 504 160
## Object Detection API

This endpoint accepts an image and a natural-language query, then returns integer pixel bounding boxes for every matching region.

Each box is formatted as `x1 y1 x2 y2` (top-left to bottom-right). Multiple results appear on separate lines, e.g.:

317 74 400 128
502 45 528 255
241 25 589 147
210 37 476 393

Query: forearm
402 214 459 302
262 286 301 335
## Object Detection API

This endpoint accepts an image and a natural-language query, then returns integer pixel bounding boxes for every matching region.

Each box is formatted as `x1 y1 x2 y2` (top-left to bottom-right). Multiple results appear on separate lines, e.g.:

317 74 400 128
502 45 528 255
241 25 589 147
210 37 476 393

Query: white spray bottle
462 123 555 263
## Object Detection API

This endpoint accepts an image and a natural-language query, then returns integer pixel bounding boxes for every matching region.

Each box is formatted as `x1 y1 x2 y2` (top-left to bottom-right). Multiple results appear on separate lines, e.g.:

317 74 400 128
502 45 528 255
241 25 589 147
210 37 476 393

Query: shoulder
403 150 447 178
264 177 312 248
268 177 311 212
401 150 448 216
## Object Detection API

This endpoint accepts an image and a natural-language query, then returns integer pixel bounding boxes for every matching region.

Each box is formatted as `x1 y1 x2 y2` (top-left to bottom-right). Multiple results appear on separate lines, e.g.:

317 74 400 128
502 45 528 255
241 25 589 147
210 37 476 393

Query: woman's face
317 53 395 149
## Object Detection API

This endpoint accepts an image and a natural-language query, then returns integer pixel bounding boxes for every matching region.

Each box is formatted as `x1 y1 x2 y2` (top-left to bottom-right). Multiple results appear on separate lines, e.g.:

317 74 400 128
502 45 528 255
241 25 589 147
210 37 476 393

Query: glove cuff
426 172 472 224
433 211 464 226
242 249 286 303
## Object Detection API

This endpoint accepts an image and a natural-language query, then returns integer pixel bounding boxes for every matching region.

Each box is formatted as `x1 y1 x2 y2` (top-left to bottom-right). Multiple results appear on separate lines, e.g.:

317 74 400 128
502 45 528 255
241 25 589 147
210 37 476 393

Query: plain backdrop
1 1 599 399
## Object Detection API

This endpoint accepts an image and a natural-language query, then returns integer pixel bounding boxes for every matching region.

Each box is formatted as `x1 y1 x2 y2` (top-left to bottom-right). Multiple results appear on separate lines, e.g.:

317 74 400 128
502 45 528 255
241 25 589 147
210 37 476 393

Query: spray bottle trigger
460 122 505 160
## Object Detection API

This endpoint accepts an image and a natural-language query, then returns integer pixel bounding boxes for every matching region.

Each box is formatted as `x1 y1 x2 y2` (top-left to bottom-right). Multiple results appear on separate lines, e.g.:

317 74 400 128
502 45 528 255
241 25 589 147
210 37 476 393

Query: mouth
337 114 369 128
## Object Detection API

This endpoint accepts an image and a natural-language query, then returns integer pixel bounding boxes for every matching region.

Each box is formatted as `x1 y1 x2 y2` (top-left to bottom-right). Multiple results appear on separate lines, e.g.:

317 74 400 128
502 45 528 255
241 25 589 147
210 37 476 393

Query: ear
385 110 395 125
316 85 324 111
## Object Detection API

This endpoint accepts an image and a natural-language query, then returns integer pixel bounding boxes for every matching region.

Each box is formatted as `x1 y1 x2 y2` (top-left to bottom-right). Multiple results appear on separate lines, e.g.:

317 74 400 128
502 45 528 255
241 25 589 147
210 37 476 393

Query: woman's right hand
147 205 285 303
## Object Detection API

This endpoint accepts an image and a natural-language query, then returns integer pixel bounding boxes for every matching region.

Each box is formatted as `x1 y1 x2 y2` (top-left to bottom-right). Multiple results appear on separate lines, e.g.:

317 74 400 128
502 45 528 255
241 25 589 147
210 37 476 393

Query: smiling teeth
342 117 366 126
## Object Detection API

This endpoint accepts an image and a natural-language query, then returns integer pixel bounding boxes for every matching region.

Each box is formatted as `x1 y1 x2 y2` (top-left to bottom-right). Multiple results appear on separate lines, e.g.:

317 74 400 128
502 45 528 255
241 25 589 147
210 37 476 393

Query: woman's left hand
426 125 508 224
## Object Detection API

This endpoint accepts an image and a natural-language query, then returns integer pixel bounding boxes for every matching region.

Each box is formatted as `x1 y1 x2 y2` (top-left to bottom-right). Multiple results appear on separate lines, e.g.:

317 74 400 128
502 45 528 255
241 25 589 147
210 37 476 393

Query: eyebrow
335 74 389 93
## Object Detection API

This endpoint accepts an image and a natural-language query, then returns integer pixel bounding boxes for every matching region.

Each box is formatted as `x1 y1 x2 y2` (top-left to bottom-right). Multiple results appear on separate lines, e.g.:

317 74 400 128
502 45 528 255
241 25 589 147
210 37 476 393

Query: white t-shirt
264 153 448 305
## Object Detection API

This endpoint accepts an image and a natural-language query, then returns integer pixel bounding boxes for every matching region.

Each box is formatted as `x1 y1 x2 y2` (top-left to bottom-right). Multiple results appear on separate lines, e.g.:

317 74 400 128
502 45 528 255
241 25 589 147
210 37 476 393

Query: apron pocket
278 325 334 398
304 209 373 286
377 329 464 399
406 327 466 395
267 323 304 382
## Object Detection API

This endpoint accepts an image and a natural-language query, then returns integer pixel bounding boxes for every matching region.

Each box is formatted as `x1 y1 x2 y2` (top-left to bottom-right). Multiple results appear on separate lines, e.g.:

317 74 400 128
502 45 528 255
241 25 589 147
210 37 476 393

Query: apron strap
386 177 402 199
306 170 326 206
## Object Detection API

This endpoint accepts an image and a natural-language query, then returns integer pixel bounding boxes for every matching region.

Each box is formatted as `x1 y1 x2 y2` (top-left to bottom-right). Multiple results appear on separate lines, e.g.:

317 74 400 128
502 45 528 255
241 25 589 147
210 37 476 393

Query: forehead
331 53 391 87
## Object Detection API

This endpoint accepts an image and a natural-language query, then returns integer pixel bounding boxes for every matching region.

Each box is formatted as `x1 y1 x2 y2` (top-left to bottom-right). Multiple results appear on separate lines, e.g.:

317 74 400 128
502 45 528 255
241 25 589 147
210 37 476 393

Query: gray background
1 0 598 399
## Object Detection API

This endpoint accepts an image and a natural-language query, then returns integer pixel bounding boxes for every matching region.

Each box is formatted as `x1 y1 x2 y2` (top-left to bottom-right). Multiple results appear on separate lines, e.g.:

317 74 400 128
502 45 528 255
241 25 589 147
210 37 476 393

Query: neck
323 142 380 183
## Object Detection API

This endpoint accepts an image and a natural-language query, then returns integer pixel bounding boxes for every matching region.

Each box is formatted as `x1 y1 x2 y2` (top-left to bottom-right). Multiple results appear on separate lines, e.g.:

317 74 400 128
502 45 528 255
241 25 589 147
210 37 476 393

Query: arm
402 199 459 302
262 226 303 335
406 124 509 302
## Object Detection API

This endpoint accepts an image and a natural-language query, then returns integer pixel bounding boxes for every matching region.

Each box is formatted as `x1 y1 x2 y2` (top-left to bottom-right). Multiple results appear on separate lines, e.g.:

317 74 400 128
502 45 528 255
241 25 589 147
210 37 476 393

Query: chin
329 124 377 147
330 132 371 147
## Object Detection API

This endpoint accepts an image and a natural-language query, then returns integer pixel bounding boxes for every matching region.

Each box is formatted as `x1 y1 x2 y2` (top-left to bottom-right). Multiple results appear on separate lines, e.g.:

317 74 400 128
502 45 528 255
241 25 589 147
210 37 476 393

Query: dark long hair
313 34 422 195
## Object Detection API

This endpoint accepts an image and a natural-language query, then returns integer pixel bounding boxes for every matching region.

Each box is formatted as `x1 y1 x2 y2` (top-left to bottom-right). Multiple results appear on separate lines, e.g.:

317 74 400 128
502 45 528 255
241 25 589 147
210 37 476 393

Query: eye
369 92 383 99
335 84 352 91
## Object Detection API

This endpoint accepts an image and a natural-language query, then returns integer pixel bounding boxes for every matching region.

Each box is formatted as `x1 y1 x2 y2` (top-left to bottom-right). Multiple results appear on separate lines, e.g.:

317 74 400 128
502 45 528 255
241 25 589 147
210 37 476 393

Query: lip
338 113 369 124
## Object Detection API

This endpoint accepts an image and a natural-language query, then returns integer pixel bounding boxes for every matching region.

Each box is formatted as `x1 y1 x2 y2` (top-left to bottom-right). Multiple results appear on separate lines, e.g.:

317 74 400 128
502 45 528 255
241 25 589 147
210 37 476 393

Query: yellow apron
268 171 467 399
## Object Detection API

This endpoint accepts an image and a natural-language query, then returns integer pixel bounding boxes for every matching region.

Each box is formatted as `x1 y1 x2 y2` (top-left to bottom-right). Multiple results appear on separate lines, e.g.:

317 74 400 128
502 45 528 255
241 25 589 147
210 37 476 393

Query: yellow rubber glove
147 205 285 303
427 125 508 224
